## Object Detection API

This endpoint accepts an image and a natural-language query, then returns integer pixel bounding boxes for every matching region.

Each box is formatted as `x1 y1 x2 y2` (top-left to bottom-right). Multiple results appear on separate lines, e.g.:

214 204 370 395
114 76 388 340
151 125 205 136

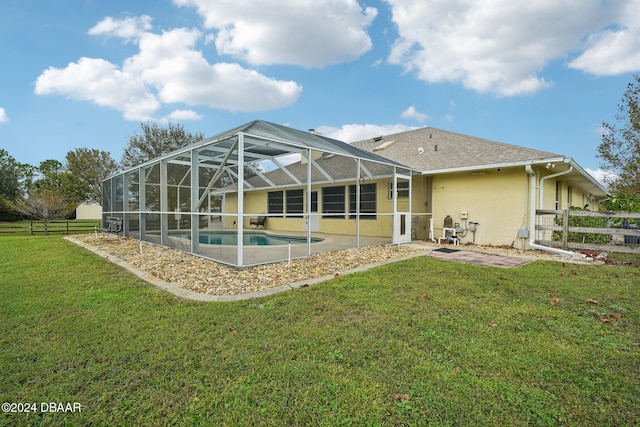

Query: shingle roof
352 126 562 172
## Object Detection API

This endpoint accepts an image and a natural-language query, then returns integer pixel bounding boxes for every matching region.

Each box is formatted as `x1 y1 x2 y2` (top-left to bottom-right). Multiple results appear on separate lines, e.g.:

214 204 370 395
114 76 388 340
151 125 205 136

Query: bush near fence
539 208 640 254
554 207 610 245
0 220 100 235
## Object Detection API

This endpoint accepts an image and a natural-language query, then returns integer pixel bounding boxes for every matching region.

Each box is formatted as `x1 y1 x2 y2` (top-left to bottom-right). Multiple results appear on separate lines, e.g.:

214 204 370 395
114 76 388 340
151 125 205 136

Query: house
101 120 608 267
350 127 609 250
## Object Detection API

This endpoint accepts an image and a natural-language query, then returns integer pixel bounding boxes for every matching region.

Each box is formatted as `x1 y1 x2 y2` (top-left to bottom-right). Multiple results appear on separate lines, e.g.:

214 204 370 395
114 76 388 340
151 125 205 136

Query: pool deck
135 229 394 266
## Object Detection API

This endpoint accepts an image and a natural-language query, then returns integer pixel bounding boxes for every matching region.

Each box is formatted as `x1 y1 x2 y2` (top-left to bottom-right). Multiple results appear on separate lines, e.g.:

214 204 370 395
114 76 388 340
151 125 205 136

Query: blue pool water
172 231 323 246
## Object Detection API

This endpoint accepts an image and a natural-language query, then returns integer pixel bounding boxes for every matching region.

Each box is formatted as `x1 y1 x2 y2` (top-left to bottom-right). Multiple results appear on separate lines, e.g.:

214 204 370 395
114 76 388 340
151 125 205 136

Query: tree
8 191 74 234
62 148 119 205
27 159 64 194
598 73 640 195
121 122 205 169
0 149 25 220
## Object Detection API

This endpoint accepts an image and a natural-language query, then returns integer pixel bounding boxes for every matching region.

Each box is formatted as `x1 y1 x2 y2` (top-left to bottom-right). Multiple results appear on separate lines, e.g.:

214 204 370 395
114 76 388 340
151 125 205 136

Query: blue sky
2 0 639 182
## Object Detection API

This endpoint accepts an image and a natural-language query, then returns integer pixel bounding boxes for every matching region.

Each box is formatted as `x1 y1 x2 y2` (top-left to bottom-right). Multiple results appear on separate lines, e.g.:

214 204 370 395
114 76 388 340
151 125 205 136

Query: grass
1 236 639 426
607 251 640 266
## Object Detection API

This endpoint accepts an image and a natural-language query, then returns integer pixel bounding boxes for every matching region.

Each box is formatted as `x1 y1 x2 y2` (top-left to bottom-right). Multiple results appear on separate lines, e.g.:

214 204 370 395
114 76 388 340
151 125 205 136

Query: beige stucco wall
223 177 412 238
220 166 599 247
537 168 598 211
431 168 529 246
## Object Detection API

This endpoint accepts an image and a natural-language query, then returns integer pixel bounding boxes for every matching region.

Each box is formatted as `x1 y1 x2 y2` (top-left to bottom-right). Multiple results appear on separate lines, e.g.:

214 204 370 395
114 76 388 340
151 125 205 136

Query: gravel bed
75 235 425 296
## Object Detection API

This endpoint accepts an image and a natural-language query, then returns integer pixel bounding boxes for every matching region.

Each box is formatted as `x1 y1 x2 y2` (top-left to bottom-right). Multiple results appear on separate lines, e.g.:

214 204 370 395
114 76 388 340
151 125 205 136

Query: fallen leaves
488 322 498 328
586 298 599 304
609 312 623 320
594 312 610 323
393 393 411 401
419 293 431 300
550 298 559 306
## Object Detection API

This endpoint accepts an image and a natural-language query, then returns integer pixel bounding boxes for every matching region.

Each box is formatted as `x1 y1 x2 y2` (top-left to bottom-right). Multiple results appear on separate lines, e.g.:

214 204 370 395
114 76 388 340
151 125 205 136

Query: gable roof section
352 126 562 172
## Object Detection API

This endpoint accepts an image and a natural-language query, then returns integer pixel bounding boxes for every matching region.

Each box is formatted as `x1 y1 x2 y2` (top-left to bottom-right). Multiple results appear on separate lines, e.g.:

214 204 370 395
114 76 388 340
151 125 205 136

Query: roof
352 126 562 172
243 152 399 189
114 120 408 178
195 120 408 168
352 126 608 197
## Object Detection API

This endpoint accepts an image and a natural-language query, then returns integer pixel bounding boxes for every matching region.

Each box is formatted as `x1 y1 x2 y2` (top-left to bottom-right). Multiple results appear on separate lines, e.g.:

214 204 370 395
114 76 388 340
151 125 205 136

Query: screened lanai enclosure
102 120 416 267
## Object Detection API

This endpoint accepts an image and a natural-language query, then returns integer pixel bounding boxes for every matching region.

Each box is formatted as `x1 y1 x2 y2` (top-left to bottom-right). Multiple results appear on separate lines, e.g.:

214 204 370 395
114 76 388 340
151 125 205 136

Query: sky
2 0 640 183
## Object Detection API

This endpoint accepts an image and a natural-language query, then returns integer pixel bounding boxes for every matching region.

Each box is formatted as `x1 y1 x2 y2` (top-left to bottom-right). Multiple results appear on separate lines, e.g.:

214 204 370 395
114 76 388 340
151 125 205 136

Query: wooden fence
0 220 100 235
535 210 640 254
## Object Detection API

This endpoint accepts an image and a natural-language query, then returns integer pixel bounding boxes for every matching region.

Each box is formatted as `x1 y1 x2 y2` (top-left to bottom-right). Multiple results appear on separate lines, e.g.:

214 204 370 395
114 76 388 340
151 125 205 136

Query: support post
139 167 146 241
122 172 129 237
237 134 245 267
356 159 361 248
190 149 200 254
562 209 569 250
307 148 312 256
160 160 168 246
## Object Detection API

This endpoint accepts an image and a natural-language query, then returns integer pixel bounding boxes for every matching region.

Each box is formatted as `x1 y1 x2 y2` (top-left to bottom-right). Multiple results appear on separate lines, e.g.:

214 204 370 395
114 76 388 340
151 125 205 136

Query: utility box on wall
517 229 529 239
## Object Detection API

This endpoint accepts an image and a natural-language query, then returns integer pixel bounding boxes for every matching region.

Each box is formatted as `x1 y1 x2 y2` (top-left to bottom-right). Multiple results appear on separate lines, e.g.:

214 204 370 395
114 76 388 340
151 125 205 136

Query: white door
392 174 412 244
309 191 319 232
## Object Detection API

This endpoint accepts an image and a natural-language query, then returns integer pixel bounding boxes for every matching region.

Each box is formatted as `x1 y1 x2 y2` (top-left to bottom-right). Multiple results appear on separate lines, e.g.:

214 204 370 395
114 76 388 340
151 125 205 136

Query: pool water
172 231 323 246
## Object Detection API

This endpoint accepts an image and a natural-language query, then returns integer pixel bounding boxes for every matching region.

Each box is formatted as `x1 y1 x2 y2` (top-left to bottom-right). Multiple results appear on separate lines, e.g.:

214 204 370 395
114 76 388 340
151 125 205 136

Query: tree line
0 122 204 224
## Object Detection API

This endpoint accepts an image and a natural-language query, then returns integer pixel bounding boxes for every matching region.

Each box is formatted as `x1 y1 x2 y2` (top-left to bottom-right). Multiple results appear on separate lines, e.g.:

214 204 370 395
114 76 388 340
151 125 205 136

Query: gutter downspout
525 164 579 258
539 161 573 224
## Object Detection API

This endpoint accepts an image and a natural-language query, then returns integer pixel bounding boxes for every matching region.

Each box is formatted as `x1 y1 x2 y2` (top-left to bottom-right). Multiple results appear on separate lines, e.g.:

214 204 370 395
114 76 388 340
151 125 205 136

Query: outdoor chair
250 216 266 229
101 216 123 237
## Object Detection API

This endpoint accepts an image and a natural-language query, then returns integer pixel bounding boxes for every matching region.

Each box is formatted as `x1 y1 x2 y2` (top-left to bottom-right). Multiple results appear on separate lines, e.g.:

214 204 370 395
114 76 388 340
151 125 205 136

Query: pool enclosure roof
119 119 409 181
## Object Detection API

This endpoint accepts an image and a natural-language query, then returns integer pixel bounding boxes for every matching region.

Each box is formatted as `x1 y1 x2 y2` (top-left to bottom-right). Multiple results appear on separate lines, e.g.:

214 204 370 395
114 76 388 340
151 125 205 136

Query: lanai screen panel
103 120 413 268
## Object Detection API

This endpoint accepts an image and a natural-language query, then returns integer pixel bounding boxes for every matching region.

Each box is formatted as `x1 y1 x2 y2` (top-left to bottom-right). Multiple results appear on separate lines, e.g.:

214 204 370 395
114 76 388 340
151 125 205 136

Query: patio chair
250 216 266 229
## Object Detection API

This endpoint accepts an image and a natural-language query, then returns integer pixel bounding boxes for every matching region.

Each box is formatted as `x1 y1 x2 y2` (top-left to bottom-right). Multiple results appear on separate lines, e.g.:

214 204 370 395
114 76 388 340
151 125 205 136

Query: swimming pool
171 231 323 246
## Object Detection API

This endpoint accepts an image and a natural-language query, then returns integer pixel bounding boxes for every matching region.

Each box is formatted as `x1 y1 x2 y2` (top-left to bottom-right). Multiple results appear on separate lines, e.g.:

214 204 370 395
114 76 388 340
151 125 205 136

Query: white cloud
586 168 617 187
316 123 418 143
160 109 203 123
385 0 638 96
35 57 160 121
88 15 153 42
35 18 302 120
174 0 377 67
568 1 640 75
125 28 302 112
0 107 8 123
401 105 428 122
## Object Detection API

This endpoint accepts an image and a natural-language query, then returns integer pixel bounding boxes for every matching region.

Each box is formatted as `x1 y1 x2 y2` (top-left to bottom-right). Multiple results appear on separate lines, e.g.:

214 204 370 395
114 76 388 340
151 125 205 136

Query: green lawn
1 236 638 426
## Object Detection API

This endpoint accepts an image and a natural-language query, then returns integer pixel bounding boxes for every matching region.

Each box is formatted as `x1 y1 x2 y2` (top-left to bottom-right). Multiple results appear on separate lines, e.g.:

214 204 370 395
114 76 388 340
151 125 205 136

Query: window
322 186 345 219
567 185 573 208
349 183 377 219
268 191 283 214
286 189 303 217
388 181 409 199
555 181 561 210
